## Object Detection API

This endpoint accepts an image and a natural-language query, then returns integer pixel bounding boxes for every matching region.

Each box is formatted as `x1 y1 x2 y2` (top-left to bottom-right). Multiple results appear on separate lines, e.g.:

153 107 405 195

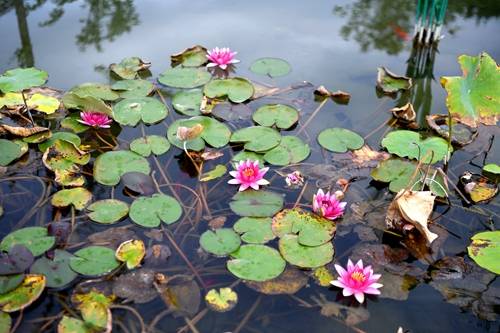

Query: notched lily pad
87 200 129 224
250 58 291 78
51 187 92 211
158 67 211 89
113 97 168 126
230 190 284 217
0 244 34 275
130 135 171 157
111 79 154 98
0 139 24 166
129 194 182 227
200 164 227 182
233 217 275 244
200 228 241 257
93 150 150 186
0 227 55 257
69 246 120 277
318 128 364 153
68 83 119 101
468 231 500 275
171 45 207 67
278 234 334 268
230 126 281 152
167 116 231 151
205 288 238 312
204 77 254 103
172 89 202 116
263 136 310 166
115 239 146 269
0 67 48 92
252 104 299 129
227 244 286 282
110 57 151 79
30 250 77 288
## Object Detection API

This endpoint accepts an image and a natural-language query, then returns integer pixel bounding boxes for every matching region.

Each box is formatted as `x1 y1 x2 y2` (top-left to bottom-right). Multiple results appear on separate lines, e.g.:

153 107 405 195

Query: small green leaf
317 128 364 153
110 57 151 79
250 58 291 78
129 194 182 227
0 274 46 312
253 104 298 129
230 190 284 217
0 227 55 257
130 135 171 157
233 217 275 244
0 67 48 92
204 77 254 103
205 288 238 312
115 239 146 269
227 244 285 282
171 45 207 67
51 187 92 211
0 139 23 167
30 250 77 288
230 126 281 152
0 312 11 333
200 164 227 182
167 116 231 151
111 79 154 98
172 89 202 116
38 132 81 152
158 67 211 88
70 246 120 276
232 151 265 167
200 229 241 256
68 83 119 101
113 97 168 126
468 231 500 274
263 136 310 166
483 163 500 175
93 150 150 186
87 199 129 224
278 234 334 268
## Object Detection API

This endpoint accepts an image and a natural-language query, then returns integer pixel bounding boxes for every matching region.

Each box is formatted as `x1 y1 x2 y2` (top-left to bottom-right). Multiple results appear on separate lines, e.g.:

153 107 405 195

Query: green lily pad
483 163 500 175
39 132 81 152
93 150 150 186
317 128 364 153
272 208 335 246
376 67 412 94
69 246 120 276
0 139 23 166
113 97 168 126
468 231 500 274
87 199 129 224
0 92 23 108
116 239 146 269
244 266 308 295
68 83 119 101
278 234 334 268
158 67 211 89
252 104 299 129
60 114 89 134
0 67 48 92
200 164 227 182
230 126 281 152
172 89 202 116
171 45 207 67
0 274 46 312
204 77 254 103
110 57 151 79
250 58 291 78
227 244 286 281
371 158 416 192
263 136 310 166
167 116 231 151
200 228 241 256
57 316 93 333
232 151 265 167
233 217 275 244
22 130 52 144
0 275 24 294
62 93 112 115
381 130 450 164
73 291 113 330
51 187 92 211
205 288 238 312
129 194 182 227
441 52 500 127
0 227 55 257
111 79 154 98
130 135 171 157
30 250 77 288
230 190 284 217
0 312 11 333
27 93 60 114
42 139 89 171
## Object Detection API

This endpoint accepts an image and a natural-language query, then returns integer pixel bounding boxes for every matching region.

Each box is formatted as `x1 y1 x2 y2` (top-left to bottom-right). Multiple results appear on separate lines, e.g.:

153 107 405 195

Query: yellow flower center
351 271 365 282
242 168 255 178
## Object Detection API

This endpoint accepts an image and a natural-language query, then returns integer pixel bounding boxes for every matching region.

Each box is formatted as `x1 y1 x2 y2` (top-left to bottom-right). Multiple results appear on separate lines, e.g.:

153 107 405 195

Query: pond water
0 1 499 332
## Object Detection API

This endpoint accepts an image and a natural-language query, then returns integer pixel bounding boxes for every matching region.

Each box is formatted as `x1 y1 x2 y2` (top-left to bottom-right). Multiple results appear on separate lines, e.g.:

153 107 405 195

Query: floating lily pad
461 173 498 203
111 79 154 98
42 139 89 174
376 67 412 94
468 231 500 274
0 274 46 313
233 217 275 244
245 266 308 295
172 89 202 116
381 130 450 164
441 52 500 127
263 136 310 166
230 190 284 217
0 139 23 166
230 126 281 152
426 114 477 146
371 158 416 192
483 163 500 175
279 234 334 268
121 172 156 195
0 92 23 108
93 150 150 186
130 135 170 157
113 97 168 126
87 200 129 224
30 250 77 288
250 58 291 78
51 188 92 211
62 93 112 115
205 288 238 312
110 57 151 79
115 239 146 269
158 67 211 88
227 244 286 282
204 77 254 103
0 245 34 275
0 67 48 92
311 266 335 287
0 312 11 333
57 316 92 333
317 128 364 153
22 130 52 144
171 45 207 67
253 104 299 129
112 268 157 304
232 151 265 167
156 276 200 316
38 132 81 152
167 116 231 150
200 228 241 256
129 194 182 227
0 275 24 295
70 246 120 276
200 164 227 182
27 93 60 114
0 227 55 257
68 83 119 101
73 291 113 330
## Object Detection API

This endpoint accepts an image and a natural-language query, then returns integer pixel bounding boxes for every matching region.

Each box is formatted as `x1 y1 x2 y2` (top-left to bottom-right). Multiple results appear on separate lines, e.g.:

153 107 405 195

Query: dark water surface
0 1 499 332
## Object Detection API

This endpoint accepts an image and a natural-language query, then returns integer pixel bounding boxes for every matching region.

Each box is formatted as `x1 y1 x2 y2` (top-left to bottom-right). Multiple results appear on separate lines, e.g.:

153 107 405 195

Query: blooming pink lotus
228 159 269 191
78 111 112 128
206 47 240 70
312 189 347 220
330 259 383 303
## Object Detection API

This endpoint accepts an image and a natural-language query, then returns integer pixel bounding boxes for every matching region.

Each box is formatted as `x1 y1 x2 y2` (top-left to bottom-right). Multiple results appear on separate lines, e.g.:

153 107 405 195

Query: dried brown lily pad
390 103 416 122
426 114 477 146
245 266 308 295
112 268 158 304
314 85 351 104
0 124 49 137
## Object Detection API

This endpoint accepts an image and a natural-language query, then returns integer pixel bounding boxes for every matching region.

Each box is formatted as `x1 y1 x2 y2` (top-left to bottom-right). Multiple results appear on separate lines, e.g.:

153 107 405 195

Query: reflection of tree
14 0 34 67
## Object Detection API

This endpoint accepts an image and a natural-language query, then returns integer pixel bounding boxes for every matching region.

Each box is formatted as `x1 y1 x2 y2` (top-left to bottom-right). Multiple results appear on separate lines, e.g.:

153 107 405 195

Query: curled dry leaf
376 67 412 94
176 124 204 141
0 124 49 137
460 172 498 203
201 149 224 161
314 85 351 104
390 103 416 122
426 114 478 146
350 145 390 167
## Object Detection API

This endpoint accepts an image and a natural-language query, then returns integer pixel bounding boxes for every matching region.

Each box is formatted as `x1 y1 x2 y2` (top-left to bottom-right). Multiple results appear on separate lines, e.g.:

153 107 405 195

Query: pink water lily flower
78 111 112 128
312 188 347 220
330 259 383 304
228 159 269 191
206 47 240 70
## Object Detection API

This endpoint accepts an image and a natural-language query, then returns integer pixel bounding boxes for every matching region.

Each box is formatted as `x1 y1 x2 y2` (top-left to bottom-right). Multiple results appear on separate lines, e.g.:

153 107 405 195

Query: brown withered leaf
201 149 224 161
396 190 438 244
112 268 158 304
245 266 308 295
88 227 136 248
156 276 201 317
426 114 477 146
390 103 416 122
207 216 226 229
0 124 49 137
314 85 351 104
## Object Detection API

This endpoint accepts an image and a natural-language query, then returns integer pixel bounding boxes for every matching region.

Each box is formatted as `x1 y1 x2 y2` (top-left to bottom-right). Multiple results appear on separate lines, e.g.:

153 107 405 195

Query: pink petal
250 183 260 190
239 184 250 191
334 264 347 277
330 280 346 289
363 288 381 295
342 288 354 297
256 179 269 185
354 292 365 303
228 179 241 185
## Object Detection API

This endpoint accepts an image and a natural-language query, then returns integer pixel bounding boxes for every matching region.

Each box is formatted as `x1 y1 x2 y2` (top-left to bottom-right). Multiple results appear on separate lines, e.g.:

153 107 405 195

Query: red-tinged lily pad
0 274 46 313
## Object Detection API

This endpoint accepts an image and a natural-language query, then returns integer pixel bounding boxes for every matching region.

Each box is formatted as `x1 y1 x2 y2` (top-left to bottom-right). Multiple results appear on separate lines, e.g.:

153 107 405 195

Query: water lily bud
176 124 204 141
334 190 344 200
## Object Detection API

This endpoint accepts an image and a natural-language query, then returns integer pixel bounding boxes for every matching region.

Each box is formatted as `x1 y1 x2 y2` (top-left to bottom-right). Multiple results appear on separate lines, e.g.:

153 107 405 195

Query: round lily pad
113 97 168 126
87 199 129 224
172 89 202 116
204 77 254 103
171 45 207 67
205 288 238 312
468 231 500 274
158 67 211 88
253 104 298 129
28 93 60 114
62 93 112 115
232 151 265 167
317 128 364 153
167 116 231 151
93 150 150 186
250 58 291 78
111 79 154 98
115 239 146 269
371 158 417 193
227 244 286 282
0 67 48 92
0 139 23 167
263 136 310 166
69 83 119 101
0 227 55 257
230 126 281 152
483 163 500 175
110 57 151 79
69 246 120 276
230 190 284 217
38 132 81 152
51 187 92 211
278 234 334 268
0 245 34 275
130 135 170 157
245 266 308 295
129 194 182 227
233 217 275 244
200 228 241 257
57 316 92 333
30 250 77 288
0 274 46 313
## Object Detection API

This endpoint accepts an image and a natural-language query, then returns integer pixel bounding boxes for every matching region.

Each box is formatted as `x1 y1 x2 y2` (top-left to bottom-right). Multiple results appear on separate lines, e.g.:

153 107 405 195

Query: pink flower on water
330 259 383 304
312 189 347 220
206 47 240 70
228 159 269 191
78 111 112 128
